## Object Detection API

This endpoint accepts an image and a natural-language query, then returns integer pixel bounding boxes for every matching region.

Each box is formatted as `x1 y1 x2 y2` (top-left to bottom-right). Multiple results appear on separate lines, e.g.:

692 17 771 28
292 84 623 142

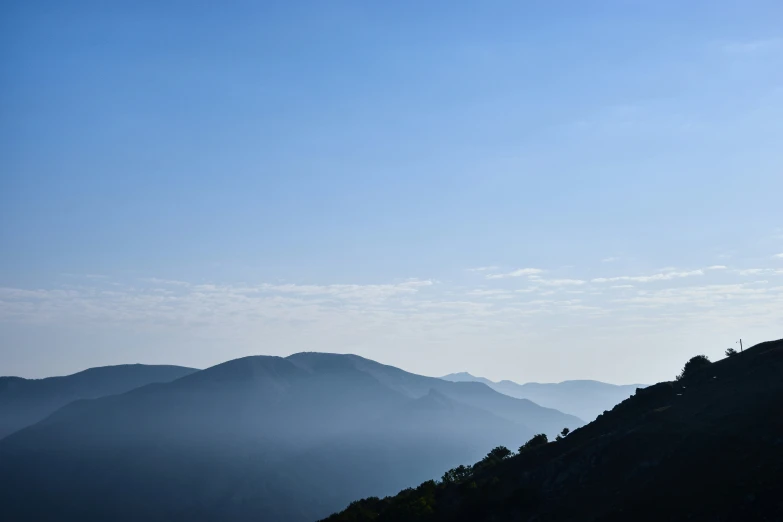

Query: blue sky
1 1 782 382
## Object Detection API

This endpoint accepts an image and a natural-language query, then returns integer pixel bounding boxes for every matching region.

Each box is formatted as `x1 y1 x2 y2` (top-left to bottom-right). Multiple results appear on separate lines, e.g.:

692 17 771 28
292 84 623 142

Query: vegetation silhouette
322 339 783 522
676 354 711 381
518 433 548 453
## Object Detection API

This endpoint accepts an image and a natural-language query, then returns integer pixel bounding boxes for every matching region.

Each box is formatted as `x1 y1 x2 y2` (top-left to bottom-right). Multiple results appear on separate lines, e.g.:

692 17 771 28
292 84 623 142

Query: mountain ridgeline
324 339 783 522
0 353 581 522
0 364 197 439
441 373 645 422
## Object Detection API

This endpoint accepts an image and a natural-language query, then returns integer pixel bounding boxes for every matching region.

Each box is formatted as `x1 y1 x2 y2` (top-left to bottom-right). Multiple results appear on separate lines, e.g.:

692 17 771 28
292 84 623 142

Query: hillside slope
0 364 198 439
326 339 783 522
294 353 582 436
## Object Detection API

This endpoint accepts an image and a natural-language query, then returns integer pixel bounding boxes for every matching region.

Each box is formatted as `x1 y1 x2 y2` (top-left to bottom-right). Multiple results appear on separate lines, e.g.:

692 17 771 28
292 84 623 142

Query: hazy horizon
2 1 782 384
1 349 650 387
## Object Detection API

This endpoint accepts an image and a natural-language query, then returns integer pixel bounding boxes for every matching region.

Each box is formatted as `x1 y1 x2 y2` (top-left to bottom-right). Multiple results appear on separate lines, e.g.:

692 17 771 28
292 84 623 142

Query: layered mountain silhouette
326 339 783 521
0 364 197 439
441 372 645 421
0 353 580 522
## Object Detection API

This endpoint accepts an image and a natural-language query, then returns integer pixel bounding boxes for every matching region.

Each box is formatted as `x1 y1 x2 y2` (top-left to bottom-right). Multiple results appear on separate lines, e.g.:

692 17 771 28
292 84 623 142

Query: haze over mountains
0 364 197 439
0 353 581 522
5 346 776 522
441 373 645 421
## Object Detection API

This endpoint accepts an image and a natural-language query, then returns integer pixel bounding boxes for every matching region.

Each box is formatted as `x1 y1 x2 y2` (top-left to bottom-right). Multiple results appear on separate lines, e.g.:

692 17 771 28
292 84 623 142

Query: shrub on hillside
441 464 472 484
676 355 711 381
484 445 512 461
519 433 548 453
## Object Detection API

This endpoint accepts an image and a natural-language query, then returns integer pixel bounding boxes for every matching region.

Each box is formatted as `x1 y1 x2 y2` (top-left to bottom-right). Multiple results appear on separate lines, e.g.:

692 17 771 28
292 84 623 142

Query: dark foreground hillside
323 339 783 522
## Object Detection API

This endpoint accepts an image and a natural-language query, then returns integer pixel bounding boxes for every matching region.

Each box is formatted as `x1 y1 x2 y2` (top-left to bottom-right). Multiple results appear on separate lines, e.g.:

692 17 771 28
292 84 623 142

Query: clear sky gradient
1 1 782 383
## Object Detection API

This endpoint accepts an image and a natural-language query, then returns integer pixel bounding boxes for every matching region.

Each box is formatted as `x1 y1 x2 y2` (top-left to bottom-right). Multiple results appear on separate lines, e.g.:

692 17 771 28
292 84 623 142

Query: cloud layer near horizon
2 260 782 383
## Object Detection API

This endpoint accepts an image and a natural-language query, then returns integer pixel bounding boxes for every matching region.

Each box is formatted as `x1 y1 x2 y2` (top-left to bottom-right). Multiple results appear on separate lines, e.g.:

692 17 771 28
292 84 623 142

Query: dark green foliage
323 446 540 522
323 441 538 521
725 347 738 357
473 446 513 472
676 354 711 381
338 497 382 521
441 464 472 484
518 433 548 453
323 481 439 522
382 481 437 520
485 445 512 461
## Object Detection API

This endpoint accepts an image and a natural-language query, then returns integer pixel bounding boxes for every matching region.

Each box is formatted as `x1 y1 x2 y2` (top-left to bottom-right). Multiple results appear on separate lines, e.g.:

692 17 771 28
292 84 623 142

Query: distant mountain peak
440 372 495 386
441 372 646 421
442 371 479 379
176 355 307 387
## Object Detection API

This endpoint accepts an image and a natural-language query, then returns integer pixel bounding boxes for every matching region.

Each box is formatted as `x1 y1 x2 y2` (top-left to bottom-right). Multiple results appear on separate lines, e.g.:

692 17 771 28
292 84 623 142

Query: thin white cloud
592 269 703 284
774 253 783 259
466 266 499 272
530 277 586 287
141 278 192 286
0 278 440 332
602 257 619 263
613 284 783 313
737 268 774 276
258 280 434 301
467 289 512 297
706 265 727 270
486 268 543 279
3 271 782 378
